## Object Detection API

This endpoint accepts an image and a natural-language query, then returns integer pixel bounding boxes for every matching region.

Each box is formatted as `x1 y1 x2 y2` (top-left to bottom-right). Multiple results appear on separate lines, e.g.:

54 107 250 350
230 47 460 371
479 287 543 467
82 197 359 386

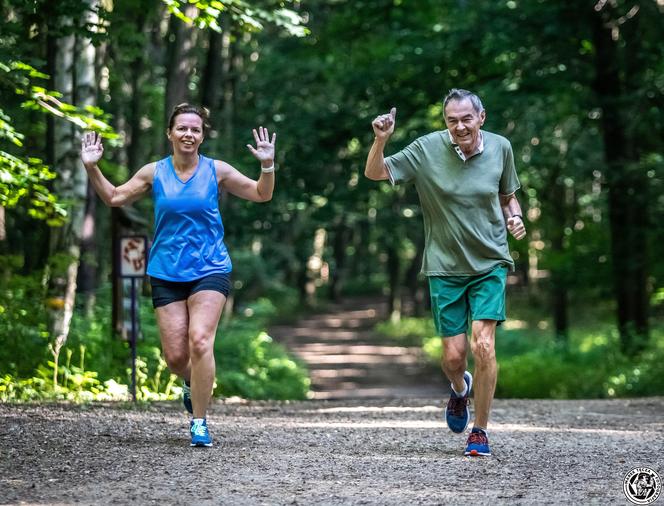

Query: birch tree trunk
76 3 100 316
47 2 98 385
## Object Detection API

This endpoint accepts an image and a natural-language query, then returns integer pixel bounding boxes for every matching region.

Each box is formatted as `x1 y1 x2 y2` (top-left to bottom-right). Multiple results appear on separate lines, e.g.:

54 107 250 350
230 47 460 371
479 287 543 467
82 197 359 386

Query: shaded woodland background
1 0 663 400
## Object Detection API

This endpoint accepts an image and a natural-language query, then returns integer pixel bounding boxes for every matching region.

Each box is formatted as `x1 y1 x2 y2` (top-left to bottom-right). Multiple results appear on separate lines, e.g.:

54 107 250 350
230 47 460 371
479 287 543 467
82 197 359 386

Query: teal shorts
429 265 508 337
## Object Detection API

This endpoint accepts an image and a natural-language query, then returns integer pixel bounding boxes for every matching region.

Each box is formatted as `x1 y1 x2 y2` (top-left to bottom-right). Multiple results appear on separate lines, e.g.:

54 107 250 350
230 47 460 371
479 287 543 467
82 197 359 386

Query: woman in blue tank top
80 103 276 447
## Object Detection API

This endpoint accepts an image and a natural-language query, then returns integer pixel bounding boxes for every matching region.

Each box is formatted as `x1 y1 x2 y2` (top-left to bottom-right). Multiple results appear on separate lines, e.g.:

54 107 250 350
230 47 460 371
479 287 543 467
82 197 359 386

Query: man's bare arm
364 138 390 181
364 108 396 181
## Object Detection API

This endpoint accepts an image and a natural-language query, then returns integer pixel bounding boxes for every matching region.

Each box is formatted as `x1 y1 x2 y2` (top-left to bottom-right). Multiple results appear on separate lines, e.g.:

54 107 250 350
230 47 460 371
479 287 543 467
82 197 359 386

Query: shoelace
192 422 207 437
447 396 469 416
467 431 488 445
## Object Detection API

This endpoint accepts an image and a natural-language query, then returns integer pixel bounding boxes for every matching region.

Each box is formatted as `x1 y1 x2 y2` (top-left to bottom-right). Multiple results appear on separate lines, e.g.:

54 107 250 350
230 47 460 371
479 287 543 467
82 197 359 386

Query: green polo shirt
385 129 520 276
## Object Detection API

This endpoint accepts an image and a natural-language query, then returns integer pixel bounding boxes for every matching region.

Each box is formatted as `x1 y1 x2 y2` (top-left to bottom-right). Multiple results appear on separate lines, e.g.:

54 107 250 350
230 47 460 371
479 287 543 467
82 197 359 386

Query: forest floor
1 297 662 505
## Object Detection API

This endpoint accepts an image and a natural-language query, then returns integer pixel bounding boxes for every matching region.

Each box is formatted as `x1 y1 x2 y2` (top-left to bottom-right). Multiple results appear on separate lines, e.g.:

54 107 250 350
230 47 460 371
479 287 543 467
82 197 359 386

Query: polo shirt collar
448 130 484 161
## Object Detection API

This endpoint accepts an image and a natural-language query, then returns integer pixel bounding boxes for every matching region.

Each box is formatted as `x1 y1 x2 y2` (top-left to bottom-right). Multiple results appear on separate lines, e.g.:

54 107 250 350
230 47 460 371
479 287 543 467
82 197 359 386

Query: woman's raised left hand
246 126 276 166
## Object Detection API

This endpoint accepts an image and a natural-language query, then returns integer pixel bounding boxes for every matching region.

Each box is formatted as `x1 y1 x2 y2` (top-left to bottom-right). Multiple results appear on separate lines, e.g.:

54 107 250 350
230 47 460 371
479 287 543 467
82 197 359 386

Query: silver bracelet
261 164 275 174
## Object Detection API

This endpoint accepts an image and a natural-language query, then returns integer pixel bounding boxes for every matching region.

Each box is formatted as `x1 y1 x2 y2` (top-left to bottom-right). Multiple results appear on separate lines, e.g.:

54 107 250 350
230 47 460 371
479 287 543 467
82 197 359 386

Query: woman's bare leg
186 290 226 419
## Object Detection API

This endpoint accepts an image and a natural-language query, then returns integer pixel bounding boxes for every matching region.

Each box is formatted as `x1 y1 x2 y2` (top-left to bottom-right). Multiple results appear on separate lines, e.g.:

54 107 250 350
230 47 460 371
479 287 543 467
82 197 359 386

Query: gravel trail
1 397 662 505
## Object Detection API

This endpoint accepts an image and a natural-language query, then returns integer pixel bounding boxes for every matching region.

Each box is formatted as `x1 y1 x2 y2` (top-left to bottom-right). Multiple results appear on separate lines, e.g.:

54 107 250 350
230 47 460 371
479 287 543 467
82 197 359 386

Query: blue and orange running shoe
464 427 491 456
445 371 473 433
182 381 193 414
190 418 213 447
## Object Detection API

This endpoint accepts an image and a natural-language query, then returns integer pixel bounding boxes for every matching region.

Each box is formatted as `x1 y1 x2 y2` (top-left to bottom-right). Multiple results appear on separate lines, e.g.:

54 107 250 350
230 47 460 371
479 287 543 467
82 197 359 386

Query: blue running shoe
182 381 193 414
190 419 213 447
445 371 473 433
464 427 491 456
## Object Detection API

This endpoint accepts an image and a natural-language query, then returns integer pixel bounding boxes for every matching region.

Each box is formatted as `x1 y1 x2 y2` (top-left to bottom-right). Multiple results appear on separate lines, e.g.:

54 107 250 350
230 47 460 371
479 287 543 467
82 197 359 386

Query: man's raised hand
80 132 104 168
372 107 397 140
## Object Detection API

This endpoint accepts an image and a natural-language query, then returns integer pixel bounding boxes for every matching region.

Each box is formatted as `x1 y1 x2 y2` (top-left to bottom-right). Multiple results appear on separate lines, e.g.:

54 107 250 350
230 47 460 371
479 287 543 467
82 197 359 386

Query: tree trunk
126 55 146 170
329 221 350 302
305 228 327 306
19 28 59 275
404 234 425 316
592 6 649 355
46 4 98 382
164 5 198 151
200 30 223 110
220 19 237 155
48 27 82 384
77 182 98 316
111 207 122 336
548 179 569 343
217 20 237 323
75 7 100 315
387 243 401 323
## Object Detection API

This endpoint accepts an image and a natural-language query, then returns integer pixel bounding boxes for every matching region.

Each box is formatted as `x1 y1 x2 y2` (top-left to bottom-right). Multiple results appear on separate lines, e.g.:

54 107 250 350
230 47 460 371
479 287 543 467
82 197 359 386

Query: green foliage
0 118 66 225
0 279 309 402
342 273 390 297
496 332 664 399
133 352 180 401
163 0 309 36
0 60 119 226
2 0 663 402
1 347 111 402
375 316 444 363
218 298 310 399
3 61 119 139
229 249 302 321
0 268 51 376
495 342 613 399
374 301 664 399
375 317 436 346
507 329 663 399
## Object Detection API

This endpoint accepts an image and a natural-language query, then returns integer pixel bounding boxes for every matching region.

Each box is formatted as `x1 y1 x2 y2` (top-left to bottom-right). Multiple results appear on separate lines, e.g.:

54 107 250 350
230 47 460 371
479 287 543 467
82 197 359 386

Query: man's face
444 98 485 154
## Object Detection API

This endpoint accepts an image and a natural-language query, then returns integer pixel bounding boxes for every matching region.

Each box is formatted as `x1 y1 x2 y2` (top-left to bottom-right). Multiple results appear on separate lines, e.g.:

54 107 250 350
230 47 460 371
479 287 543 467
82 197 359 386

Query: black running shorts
149 273 231 308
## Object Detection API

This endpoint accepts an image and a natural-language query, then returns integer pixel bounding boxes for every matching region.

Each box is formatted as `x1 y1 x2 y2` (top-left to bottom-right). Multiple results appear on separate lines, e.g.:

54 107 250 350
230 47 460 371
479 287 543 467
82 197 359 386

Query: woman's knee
163 348 189 373
189 329 215 359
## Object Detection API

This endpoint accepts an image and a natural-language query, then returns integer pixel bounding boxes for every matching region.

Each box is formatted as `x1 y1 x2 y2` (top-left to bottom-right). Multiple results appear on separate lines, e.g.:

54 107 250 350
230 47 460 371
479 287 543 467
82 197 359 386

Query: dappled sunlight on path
269 297 446 399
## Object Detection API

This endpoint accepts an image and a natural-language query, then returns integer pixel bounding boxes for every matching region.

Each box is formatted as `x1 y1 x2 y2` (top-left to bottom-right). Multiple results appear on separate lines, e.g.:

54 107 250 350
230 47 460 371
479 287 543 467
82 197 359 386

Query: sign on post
120 236 147 277
118 236 147 403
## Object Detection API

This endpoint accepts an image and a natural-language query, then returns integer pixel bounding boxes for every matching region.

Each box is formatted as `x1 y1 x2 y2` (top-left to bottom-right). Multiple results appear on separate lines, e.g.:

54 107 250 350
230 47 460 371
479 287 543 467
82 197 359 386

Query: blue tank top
147 154 232 281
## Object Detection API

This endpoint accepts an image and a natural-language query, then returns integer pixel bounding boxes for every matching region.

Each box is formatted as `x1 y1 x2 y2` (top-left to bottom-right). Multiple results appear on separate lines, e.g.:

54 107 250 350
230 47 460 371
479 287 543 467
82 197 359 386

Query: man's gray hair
443 89 484 116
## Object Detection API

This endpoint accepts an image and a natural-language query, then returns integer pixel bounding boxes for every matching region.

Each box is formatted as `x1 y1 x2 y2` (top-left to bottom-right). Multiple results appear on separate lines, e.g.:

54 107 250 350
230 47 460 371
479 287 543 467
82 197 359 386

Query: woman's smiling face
167 113 204 154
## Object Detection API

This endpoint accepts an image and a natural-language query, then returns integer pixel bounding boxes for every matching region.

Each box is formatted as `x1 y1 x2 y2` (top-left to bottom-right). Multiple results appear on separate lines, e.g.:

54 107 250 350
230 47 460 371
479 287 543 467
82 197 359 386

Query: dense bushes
495 330 664 398
0 271 309 402
0 266 51 377
375 312 664 399
217 298 310 400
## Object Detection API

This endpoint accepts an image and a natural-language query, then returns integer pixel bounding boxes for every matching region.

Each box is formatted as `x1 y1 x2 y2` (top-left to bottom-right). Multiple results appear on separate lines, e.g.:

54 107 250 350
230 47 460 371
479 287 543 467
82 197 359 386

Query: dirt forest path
1 398 663 505
2 301 663 505
268 297 446 399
